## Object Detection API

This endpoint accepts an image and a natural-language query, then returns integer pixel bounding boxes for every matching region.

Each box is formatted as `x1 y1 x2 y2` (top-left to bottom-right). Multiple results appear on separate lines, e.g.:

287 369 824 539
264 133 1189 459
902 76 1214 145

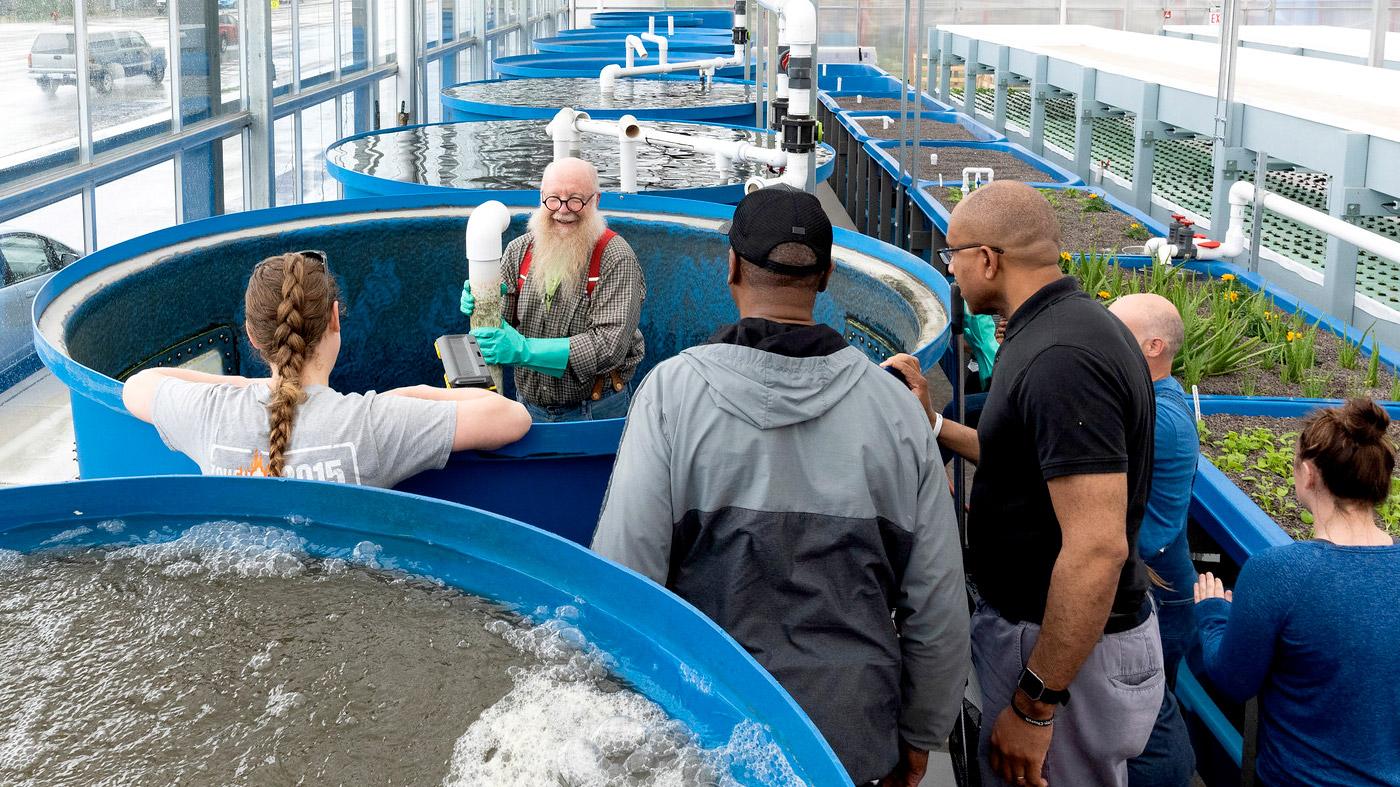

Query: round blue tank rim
321 118 835 201
0 474 850 783
33 190 949 450
440 76 757 121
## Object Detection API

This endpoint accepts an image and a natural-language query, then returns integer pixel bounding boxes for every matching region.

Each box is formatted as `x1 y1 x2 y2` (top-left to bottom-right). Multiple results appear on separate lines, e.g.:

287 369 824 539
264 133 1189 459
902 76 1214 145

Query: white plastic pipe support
599 51 743 91
836 76 842 91
640 32 668 66
648 15 655 33
667 15 674 35
881 116 894 130
617 113 641 193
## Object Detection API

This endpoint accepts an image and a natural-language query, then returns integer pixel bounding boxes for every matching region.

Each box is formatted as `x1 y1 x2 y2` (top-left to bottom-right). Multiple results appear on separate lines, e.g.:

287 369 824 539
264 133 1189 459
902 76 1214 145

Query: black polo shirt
969 276 1154 624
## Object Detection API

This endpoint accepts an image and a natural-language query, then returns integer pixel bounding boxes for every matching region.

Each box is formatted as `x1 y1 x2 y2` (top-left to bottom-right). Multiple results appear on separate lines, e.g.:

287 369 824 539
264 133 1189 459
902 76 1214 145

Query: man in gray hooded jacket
591 186 969 786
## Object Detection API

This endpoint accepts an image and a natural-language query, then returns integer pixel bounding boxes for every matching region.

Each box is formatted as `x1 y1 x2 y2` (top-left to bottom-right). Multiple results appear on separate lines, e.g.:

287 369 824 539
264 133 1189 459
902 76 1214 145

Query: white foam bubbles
106 522 309 579
0 549 22 573
40 526 92 545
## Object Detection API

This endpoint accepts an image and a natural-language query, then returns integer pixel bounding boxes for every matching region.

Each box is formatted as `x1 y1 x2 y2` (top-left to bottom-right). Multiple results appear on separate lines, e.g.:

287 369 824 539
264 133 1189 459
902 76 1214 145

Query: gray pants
972 599 1165 787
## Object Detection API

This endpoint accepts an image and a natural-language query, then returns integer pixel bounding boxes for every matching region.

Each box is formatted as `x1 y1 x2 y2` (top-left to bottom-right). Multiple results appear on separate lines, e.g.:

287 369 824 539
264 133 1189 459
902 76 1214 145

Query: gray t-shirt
152 378 457 488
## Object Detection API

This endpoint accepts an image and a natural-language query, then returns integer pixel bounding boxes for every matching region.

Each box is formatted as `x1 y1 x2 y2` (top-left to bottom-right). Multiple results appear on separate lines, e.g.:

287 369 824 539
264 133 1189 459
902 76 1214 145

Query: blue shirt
1138 377 1198 561
1196 540 1400 786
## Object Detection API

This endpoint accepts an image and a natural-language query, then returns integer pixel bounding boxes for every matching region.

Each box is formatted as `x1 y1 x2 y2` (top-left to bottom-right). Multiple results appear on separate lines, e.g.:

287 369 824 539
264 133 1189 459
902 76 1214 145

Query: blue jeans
1127 530 1198 787
523 380 633 422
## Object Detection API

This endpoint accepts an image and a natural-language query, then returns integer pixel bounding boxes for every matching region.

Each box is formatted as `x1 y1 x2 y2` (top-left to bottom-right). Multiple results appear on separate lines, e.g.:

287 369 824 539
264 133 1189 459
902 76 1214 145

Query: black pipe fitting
787 55 812 91
733 27 749 45
771 97 788 131
782 115 817 153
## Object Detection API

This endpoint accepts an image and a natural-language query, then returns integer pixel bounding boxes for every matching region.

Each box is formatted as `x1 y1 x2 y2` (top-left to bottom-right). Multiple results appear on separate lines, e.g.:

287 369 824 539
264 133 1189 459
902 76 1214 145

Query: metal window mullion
167 0 183 133
293 109 304 201
293 0 303 93
74 0 92 166
172 149 185 224
81 185 96 253
333 0 343 81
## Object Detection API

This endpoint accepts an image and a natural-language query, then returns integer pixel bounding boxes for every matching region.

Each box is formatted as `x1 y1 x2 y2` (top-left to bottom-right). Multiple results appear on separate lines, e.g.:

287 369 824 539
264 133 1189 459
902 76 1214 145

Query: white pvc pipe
640 32 668 65
599 47 743 90
744 150 808 193
624 35 646 69
616 113 640 193
547 107 788 170
1147 181 1400 264
466 199 511 389
544 107 582 160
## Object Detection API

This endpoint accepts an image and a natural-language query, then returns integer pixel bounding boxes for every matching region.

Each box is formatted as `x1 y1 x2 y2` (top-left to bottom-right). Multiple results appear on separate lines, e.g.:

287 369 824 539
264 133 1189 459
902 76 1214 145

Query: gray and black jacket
592 319 969 784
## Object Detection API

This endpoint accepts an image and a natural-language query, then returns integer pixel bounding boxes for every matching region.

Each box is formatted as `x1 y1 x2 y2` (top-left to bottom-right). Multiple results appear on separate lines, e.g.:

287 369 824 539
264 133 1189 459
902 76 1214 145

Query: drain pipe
465 200 512 390
1146 181 1400 264
747 0 817 193
599 1 747 91
647 14 675 36
544 107 582 159
616 113 640 193
623 35 647 69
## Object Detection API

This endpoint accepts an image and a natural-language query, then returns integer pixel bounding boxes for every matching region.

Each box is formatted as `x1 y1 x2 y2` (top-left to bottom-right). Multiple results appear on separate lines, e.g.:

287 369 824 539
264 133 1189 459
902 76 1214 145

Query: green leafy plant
1301 372 1328 399
1081 193 1109 213
1125 222 1151 242
1366 345 1382 388
1279 324 1318 385
1240 373 1259 397
1338 324 1375 371
1388 376 1400 402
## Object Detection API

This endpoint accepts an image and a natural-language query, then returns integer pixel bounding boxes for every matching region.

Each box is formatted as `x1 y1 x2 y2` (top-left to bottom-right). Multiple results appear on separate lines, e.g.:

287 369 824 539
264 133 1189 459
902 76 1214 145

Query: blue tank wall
493 53 748 80
0 475 849 785
534 34 734 55
34 192 949 545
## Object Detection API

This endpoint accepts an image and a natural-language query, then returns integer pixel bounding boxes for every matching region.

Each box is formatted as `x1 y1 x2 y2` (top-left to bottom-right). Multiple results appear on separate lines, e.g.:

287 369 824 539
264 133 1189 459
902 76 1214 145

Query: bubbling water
0 522 805 786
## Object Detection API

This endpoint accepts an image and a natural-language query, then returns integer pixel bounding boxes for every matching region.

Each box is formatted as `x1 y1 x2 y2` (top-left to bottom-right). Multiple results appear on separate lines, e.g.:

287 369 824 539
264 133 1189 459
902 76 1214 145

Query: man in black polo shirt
925 181 1163 786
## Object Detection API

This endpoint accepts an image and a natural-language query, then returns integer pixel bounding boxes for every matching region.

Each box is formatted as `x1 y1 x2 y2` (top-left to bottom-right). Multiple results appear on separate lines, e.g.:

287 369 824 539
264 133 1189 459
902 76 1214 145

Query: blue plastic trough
441 76 757 125
0 475 849 784
32 192 950 546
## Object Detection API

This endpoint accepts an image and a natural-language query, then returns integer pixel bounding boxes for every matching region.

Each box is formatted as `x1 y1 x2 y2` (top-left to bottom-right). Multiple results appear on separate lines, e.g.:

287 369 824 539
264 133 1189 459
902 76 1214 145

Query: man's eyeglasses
542 194 595 212
937 243 1004 268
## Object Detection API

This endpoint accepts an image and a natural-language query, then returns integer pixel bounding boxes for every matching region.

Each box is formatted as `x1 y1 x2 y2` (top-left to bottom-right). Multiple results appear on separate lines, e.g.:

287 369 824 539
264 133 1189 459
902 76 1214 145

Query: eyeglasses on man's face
542 194 595 212
938 243 1005 268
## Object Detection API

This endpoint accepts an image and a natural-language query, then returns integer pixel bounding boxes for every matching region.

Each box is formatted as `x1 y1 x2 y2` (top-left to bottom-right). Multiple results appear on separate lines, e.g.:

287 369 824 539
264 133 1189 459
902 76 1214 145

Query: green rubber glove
471 321 571 378
459 281 475 316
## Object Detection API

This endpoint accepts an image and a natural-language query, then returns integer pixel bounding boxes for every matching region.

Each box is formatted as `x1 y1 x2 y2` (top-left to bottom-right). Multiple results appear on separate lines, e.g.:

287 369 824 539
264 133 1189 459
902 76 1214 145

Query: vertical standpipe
465 201 512 391
754 0 818 192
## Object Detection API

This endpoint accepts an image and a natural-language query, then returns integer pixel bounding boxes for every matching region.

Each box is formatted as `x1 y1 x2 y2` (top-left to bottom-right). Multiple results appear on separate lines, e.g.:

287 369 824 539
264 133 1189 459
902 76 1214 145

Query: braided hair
244 252 339 477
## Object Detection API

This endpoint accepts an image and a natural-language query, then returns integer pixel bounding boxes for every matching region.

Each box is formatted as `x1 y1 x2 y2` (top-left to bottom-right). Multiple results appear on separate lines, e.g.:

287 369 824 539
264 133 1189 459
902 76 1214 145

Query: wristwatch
1017 667 1071 706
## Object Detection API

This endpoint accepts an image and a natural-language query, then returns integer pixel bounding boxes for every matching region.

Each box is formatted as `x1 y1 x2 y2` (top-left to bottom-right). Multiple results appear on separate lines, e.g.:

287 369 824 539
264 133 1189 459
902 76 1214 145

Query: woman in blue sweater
1195 398 1400 786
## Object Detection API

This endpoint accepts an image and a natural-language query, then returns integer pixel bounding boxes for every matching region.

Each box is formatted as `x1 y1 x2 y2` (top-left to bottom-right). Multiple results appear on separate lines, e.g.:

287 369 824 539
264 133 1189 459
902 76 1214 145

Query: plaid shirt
501 230 647 407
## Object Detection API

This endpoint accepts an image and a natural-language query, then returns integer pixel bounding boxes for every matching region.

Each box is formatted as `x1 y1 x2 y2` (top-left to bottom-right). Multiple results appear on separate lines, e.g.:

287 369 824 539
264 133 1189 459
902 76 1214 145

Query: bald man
461 157 645 420
932 181 1162 787
1111 294 1199 787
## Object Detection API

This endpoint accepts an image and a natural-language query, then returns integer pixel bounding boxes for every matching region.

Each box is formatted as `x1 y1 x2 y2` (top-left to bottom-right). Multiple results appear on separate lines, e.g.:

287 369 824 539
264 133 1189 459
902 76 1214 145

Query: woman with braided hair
123 251 531 486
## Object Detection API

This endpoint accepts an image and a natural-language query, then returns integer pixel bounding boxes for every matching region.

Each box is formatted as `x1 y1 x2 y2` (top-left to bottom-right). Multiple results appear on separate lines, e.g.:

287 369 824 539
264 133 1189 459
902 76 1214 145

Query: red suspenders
517 228 617 298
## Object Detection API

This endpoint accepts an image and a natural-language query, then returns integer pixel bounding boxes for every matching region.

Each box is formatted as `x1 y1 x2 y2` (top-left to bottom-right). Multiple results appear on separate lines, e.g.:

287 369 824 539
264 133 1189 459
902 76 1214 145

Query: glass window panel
378 74 398 129
441 0 455 43
378 0 395 64
426 59 441 123
273 0 293 89
425 0 440 47
96 160 176 249
300 99 338 203
222 134 244 214
1 18 80 184
176 0 237 127
87 3 173 151
457 48 475 84
341 90 357 137
275 113 297 205
0 194 84 255
300 0 335 83
341 0 369 70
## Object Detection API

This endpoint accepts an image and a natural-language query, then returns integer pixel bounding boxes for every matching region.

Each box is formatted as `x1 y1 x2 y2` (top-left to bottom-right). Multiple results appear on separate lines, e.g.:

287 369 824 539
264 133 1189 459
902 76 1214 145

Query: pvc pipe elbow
599 64 621 91
466 200 511 264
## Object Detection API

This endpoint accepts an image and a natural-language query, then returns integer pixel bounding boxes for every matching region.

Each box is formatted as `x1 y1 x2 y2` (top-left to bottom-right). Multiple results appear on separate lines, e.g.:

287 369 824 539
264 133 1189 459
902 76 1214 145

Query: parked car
219 13 238 52
28 29 166 95
0 232 79 379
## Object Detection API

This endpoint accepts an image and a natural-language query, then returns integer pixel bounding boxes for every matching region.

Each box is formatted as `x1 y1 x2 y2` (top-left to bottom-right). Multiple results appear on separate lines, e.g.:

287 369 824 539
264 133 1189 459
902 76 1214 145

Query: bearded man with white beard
459 157 646 421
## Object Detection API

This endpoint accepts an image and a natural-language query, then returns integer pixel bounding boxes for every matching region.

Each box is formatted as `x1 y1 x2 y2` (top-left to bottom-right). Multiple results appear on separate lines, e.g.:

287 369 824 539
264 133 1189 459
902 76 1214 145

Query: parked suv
28 29 166 94
1 232 78 380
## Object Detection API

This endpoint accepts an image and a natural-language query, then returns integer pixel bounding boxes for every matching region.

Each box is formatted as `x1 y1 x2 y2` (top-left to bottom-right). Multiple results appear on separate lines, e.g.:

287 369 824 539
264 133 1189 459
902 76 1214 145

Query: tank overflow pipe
546 108 787 180
648 14 675 35
623 35 647 69
544 107 583 160
1145 181 1400 264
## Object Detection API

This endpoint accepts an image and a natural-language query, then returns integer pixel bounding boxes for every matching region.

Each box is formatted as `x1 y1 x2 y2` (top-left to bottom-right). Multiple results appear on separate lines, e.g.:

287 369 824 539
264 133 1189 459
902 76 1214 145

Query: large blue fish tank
441 76 758 124
32 192 950 545
0 475 850 784
323 119 834 204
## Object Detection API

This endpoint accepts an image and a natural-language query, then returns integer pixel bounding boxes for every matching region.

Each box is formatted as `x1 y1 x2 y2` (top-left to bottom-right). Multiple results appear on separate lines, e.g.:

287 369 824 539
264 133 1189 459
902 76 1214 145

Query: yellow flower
1287 331 1298 342
1220 273 1236 282
1225 291 1239 303
1097 290 1112 300
1087 193 1099 199
1060 251 1072 262
1129 222 1141 229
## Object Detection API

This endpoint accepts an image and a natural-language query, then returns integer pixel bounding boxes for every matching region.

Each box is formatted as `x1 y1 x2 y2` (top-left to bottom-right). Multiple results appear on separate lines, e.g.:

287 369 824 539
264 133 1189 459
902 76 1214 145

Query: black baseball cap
725 185 833 277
